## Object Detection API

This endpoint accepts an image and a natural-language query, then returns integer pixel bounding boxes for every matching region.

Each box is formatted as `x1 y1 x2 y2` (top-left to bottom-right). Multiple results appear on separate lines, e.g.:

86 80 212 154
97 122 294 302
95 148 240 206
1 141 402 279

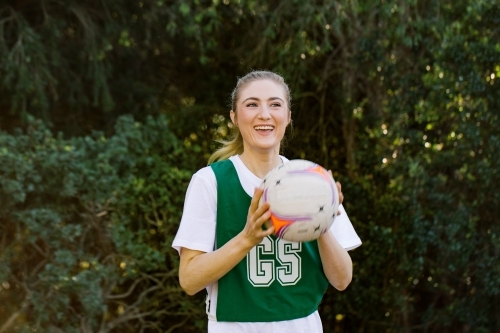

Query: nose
258 105 271 119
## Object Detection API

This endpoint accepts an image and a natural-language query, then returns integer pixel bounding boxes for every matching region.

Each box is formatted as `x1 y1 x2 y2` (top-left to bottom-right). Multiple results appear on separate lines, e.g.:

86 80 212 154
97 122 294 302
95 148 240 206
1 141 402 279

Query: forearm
179 232 254 295
317 230 353 291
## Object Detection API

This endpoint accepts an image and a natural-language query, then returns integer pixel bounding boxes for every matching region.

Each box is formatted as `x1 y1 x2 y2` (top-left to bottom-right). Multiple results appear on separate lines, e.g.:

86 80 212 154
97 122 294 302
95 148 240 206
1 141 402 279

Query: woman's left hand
336 181 344 205
328 170 344 214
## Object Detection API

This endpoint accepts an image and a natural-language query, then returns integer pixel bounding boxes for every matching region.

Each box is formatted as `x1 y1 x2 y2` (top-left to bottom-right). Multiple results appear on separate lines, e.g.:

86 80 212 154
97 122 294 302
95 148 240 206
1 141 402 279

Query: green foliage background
1 0 499 332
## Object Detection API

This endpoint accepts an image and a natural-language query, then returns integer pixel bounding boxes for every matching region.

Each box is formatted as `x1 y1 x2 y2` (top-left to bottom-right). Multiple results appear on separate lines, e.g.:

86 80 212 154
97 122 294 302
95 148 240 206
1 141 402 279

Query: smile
254 126 274 130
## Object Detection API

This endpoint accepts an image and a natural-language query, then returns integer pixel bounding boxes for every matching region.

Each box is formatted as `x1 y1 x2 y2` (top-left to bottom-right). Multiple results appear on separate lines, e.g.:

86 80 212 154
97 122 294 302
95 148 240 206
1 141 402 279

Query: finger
261 219 272 231
257 212 275 234
262 224 275 237
253 201 270 219
249 187 264 214
254 209 271 228
336 181 344 204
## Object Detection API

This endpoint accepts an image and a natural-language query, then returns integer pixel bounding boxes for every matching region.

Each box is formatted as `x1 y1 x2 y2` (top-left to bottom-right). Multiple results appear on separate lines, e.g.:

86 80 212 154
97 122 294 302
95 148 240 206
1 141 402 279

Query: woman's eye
270 103 281 107
246 103 257 107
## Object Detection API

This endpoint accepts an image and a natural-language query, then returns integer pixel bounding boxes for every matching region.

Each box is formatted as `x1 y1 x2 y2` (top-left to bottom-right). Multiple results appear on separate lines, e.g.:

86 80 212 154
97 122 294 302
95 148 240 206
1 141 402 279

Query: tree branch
0 299 28 333
164 316 190 333
106 277 145 300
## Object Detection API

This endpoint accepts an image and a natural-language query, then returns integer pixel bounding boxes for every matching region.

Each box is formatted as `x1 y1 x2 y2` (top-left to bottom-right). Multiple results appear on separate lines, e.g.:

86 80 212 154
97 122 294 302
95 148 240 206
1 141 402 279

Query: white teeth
254 126 274 130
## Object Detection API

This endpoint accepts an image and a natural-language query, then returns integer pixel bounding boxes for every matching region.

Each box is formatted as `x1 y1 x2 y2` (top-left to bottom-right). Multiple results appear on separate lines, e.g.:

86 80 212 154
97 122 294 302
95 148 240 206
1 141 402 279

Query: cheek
278 112 290 126
237 114 252 127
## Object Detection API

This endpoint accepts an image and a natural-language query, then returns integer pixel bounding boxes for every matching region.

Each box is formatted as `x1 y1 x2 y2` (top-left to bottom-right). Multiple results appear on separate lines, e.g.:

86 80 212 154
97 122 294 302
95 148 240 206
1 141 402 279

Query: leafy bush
0 116 206 332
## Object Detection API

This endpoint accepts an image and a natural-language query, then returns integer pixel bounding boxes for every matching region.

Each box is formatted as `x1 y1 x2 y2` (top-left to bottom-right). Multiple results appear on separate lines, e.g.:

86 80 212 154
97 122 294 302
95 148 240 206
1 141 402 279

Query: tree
1 0 499 332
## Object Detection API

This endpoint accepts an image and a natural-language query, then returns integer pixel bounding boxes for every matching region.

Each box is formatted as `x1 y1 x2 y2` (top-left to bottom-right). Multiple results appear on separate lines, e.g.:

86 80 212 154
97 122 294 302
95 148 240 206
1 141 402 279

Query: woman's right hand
240 187 275 248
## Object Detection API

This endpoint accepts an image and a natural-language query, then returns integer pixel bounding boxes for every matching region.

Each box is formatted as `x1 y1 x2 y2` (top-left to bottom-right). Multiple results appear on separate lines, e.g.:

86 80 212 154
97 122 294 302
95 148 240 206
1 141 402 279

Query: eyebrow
242 97 285 104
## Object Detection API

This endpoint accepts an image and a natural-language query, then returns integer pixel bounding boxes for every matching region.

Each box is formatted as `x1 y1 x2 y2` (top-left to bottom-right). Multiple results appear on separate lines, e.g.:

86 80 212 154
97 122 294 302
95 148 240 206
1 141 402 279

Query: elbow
179 277 199 296
183 288 199 296
179 273 202 296
179 249 208 296
332 277 351 291
181 285 198 296
330 269 353 291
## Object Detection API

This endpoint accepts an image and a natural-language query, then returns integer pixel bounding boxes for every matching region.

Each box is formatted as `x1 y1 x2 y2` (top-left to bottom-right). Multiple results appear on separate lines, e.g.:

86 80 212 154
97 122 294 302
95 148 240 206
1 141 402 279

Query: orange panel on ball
308 165 331 182
270 214 294 236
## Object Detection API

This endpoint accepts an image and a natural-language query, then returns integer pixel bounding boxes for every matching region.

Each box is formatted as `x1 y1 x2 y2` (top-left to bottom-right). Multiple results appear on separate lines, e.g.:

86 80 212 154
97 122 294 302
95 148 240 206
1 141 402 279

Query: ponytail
207 131 244 164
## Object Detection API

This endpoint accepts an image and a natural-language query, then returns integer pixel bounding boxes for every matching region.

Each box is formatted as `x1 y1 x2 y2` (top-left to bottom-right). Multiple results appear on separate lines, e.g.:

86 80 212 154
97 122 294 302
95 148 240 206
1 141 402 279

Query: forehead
238 79 287 101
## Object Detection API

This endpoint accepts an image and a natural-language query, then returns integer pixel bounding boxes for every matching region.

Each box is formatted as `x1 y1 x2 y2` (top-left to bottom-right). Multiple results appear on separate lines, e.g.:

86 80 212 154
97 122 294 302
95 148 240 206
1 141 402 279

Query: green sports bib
211 159 329 322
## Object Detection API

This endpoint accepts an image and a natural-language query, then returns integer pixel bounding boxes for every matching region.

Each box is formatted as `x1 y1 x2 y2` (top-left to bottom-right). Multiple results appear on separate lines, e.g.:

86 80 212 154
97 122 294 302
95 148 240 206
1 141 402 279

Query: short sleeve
172 167 217 254
330 204 362 251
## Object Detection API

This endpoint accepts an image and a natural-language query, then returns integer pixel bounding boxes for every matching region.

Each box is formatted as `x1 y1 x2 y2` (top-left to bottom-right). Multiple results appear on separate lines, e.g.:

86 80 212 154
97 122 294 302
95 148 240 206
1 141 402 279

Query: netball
259 159 340 242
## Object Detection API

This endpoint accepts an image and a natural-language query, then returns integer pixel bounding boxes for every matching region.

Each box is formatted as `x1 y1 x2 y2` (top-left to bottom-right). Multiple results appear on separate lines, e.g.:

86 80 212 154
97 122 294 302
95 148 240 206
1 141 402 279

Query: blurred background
0 0 499 332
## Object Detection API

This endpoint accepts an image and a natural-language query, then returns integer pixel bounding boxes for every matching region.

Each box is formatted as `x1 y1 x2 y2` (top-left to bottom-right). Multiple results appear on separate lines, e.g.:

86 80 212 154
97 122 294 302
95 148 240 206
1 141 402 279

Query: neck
239 148 282 179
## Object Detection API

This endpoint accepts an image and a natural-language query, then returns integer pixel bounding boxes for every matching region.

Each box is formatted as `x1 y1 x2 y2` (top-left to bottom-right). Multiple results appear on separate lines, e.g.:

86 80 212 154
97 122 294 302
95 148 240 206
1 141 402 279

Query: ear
230 110 237 126
287 111 292 124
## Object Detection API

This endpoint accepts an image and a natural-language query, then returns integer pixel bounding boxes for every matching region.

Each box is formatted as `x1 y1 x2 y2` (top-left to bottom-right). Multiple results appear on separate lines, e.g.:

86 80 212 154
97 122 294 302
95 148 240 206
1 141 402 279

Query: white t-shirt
172 155 362 332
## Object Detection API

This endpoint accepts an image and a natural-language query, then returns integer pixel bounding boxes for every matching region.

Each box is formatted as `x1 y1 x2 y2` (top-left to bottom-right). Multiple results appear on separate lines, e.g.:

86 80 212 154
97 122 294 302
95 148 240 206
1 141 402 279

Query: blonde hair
208 70 292 164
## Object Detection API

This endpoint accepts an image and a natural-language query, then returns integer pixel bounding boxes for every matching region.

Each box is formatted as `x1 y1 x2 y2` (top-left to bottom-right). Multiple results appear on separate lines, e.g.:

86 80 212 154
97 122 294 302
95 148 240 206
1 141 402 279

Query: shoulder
280 155 290 163
192 157 238 191
188 165 217 193
195 164 216 179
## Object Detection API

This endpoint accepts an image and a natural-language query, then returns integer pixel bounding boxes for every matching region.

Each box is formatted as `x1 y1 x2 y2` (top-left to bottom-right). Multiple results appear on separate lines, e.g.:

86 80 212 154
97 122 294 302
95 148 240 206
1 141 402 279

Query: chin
254 143 280 152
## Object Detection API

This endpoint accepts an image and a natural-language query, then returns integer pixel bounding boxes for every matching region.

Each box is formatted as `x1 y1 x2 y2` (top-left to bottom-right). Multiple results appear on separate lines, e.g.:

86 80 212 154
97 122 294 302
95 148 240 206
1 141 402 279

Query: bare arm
317 181 353 290
179 188 274 296
317 229 353 290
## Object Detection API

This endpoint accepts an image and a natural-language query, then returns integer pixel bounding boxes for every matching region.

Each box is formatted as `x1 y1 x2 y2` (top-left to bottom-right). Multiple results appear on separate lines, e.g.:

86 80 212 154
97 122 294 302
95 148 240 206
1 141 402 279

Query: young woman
172 70 361 332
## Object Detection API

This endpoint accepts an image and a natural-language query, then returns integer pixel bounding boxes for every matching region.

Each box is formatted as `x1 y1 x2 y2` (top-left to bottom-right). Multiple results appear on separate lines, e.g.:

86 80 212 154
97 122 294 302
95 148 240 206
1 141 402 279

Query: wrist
318 229 333 243
235 232 258 254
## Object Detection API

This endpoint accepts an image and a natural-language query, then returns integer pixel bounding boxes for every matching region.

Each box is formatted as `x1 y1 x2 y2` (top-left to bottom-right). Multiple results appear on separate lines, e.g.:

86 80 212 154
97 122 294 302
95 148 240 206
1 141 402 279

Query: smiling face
230 79 291 155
